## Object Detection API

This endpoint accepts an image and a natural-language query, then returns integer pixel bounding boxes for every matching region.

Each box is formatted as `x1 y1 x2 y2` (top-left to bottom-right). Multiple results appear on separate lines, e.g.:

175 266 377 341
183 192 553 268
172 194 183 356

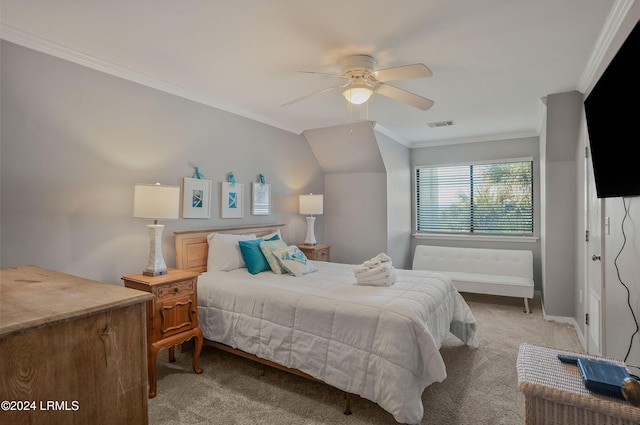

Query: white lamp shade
133 183 180 220
299 194 323 215
342 85 373 105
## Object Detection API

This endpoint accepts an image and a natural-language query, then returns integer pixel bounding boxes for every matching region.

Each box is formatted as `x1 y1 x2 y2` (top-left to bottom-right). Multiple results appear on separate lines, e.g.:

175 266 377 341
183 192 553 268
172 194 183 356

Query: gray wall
374 129 412 269
325 172 388 264
0 41 324 285
540 91 582 317
410 136 542 290
304 122 413 266
304 122 387 264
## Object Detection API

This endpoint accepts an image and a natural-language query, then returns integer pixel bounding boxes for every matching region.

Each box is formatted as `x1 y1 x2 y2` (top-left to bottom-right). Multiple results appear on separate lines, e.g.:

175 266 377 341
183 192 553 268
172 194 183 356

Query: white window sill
412 233 539 243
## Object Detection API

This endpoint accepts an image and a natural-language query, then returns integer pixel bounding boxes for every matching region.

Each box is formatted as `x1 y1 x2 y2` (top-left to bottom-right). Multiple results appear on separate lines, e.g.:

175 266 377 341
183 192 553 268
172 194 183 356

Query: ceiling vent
427 120 455 128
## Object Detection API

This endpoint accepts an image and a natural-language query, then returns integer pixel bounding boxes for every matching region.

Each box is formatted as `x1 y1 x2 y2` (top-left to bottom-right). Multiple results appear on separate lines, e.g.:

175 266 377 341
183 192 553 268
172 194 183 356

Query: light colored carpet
148 294 583 425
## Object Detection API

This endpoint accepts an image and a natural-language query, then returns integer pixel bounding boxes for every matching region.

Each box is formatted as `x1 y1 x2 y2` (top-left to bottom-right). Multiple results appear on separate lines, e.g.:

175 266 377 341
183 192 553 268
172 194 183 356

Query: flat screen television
584 20 640 198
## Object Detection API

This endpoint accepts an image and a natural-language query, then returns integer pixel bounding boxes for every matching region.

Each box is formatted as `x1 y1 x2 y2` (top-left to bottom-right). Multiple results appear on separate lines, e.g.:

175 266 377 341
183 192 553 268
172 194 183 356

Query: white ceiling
0 0 620 146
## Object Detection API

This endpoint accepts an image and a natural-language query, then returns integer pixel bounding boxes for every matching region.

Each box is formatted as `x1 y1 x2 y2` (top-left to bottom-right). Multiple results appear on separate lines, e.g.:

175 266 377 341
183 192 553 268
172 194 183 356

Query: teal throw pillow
238 234 280 275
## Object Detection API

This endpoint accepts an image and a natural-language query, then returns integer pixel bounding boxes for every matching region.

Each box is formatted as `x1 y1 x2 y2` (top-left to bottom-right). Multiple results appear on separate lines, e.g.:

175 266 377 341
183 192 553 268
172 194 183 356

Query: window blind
416 161 533 234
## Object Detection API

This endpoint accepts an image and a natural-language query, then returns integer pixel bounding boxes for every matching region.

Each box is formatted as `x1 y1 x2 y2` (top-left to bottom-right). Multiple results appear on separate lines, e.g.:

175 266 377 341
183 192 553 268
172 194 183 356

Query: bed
174 224 478 424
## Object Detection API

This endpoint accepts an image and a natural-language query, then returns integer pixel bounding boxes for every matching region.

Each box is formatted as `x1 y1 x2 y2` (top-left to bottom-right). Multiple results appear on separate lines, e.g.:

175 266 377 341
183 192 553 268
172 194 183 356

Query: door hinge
586 313 590 326
585 146 589 158
586 230 589 242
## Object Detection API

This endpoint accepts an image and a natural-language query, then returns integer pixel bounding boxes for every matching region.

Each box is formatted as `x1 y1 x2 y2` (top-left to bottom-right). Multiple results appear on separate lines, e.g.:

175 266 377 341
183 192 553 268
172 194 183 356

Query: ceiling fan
283 54 434 111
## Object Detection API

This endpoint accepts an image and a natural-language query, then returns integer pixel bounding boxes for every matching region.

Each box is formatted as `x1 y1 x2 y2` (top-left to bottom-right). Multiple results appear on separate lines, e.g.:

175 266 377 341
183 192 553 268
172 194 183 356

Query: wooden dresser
0 265 153 425
122 268 203 398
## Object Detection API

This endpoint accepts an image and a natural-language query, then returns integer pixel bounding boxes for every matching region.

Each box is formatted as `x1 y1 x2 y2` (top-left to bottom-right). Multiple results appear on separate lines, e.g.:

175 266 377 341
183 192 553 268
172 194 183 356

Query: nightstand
122 268 203 398
297 244 331 262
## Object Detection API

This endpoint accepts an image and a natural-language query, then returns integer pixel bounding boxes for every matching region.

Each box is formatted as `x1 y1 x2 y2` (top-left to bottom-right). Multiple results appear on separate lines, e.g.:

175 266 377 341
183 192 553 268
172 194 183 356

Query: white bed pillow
207 232 256 271
272 245 318 277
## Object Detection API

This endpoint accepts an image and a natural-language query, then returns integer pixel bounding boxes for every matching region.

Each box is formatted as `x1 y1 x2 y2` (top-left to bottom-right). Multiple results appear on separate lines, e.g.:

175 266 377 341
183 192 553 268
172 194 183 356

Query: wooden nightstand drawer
297 244 331 262
312 248 330 261
156 278 195 299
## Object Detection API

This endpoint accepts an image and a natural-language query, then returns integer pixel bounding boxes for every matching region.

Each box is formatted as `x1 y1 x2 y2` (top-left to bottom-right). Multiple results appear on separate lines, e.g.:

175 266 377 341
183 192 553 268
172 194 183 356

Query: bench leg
524 298 530 314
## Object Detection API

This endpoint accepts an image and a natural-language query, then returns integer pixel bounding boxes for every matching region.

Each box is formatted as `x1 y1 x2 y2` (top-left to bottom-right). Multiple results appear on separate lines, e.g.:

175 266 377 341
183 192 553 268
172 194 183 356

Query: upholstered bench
412 245 535 313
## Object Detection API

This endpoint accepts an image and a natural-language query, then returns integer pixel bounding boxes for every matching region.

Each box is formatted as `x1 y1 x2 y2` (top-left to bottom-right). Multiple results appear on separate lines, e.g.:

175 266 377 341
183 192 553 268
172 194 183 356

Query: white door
586 145 604 355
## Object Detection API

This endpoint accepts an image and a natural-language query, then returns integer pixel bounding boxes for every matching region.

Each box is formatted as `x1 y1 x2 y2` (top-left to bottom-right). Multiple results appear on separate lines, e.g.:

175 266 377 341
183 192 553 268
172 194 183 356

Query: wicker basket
517 343 640 425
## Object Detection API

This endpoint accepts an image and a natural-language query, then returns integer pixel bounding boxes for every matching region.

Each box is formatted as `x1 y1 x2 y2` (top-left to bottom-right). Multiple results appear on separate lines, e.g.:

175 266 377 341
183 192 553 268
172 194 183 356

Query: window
415 159 533 235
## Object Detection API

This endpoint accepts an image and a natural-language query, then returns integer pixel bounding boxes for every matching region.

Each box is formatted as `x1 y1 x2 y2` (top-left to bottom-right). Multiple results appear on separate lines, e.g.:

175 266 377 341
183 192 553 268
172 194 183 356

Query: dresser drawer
155 278 195 299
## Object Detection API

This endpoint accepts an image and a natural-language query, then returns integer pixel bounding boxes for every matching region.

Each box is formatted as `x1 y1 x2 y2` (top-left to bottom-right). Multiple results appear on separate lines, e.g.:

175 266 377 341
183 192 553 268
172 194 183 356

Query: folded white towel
363 259 382 268
354 262 393 279
354 252 395 286
352 264 369 274
354 253 393 272
356 268 397 286
371 253 392 263
362 253 392 268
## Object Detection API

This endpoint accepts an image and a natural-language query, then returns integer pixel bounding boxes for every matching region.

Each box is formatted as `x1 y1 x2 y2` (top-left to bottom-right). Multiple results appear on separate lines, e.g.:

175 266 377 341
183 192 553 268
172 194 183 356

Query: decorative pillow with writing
259 239 288 274
238 234 280 275
272 245 318 277
206 232 256 271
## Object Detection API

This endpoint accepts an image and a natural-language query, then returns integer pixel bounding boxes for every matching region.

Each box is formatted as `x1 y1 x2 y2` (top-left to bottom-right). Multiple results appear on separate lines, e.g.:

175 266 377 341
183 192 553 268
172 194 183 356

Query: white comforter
197 261 478 424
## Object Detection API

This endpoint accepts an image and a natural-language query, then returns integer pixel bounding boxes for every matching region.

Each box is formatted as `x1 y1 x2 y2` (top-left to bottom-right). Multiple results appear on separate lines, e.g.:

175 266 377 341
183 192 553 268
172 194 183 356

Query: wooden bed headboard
174 224 286 273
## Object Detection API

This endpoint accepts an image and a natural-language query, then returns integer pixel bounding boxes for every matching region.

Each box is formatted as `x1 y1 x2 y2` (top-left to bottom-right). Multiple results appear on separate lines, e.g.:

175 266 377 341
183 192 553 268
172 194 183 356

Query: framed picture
220 182 244 218
182 178 212 219
251 182 270 215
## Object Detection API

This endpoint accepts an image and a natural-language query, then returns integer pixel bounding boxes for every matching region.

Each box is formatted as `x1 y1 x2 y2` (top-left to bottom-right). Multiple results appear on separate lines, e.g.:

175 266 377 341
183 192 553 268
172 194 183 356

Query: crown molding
0 24 304 135
372 123 411 147
410 130 539 149
577 0 636 95
373 122 539 149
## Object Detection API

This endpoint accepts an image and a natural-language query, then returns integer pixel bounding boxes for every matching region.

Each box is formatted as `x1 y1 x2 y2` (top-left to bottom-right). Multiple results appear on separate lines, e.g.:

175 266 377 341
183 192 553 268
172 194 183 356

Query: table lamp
299 193 323 245
134 183 180 276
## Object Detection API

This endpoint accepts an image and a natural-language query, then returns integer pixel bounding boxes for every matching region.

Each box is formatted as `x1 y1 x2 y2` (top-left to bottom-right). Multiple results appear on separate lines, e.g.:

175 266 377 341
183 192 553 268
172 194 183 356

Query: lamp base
304 216 317 246
143 224 169 277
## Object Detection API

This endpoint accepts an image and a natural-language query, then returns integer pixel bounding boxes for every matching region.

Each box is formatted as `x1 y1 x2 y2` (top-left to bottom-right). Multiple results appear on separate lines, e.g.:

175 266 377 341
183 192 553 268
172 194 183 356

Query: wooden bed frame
173 224 352 414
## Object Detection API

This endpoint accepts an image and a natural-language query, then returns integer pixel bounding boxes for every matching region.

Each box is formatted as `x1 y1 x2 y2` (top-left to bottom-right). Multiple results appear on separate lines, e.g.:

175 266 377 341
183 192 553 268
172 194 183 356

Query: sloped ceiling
304 122 385 174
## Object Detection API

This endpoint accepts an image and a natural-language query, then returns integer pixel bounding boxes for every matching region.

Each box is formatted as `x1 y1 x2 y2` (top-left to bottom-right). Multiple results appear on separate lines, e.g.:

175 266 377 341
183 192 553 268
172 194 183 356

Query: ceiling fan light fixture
342 84 373 105
285 55 433 110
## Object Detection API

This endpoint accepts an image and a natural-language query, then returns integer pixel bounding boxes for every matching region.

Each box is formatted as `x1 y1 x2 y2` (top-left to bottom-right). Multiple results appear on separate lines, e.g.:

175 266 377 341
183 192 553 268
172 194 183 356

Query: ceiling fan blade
372 63 432 82
281 85 342 107
375 83 434 111
298 70 346 79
